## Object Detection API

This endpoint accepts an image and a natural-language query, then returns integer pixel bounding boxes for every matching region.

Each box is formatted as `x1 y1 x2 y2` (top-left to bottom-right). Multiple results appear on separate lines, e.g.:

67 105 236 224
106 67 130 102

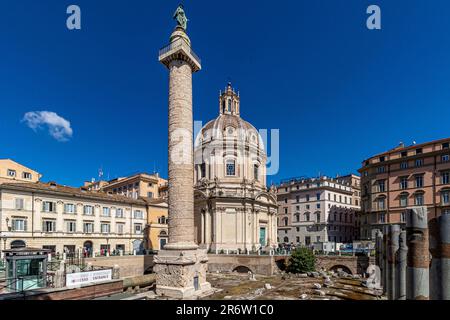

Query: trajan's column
153 5 211 298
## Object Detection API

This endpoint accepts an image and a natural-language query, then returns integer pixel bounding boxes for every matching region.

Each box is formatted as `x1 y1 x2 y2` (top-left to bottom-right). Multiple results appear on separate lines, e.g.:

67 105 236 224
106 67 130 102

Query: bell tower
219 82 240 116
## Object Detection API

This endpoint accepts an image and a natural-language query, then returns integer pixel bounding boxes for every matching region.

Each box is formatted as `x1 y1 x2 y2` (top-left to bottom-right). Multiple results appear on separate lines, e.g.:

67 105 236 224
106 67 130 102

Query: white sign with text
66 269 112 288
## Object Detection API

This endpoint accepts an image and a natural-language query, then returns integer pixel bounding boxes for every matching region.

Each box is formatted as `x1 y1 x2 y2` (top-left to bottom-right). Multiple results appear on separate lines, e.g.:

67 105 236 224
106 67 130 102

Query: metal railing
0 275 50 293
159 38 201 65
208 248 292 256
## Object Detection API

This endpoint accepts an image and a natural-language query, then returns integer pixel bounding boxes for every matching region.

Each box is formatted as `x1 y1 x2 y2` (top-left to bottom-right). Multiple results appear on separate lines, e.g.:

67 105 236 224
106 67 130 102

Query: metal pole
395 230 407 300
429 212 450 300
387 224 400 300
406 207 429 300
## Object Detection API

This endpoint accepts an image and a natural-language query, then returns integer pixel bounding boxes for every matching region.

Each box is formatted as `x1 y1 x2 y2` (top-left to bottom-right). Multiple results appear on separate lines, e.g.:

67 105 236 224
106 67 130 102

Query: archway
233 266 252 273
275 259 288 271
10 240 26 249
158 231 168 250
133 240 144 254
329 265 353 275
83 241 93 257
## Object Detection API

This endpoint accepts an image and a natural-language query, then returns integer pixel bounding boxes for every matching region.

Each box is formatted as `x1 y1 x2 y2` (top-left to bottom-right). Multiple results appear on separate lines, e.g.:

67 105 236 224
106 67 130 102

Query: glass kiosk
3 247 51 292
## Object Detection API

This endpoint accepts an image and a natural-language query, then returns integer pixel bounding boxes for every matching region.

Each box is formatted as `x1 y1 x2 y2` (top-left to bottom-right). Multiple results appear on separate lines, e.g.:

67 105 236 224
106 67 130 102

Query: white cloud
22 111 73 142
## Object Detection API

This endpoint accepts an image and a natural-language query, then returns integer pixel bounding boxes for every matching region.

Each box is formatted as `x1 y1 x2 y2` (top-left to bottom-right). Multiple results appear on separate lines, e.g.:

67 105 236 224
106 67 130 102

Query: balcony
159 37 201 72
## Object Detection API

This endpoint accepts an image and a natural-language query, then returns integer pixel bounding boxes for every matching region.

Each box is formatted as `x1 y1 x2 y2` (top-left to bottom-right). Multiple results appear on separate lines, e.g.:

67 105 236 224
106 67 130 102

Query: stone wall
85 255 154 278
207 255 276 276
314 255 375 275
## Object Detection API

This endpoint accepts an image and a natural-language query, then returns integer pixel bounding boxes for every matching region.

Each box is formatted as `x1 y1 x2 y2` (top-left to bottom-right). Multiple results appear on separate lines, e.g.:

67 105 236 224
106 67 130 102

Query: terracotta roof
367 137 450 160
0 182 147 205
142 197 168 206
104 173 160 187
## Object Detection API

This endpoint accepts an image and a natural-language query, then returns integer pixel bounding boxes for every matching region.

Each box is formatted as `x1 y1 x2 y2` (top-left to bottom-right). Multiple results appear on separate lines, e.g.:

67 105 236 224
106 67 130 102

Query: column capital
159 28 201 72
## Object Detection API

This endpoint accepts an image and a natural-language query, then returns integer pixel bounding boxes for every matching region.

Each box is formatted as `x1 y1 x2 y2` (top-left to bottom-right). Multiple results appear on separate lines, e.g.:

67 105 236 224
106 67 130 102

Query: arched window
227 99 232 112
414 192 424 206
295 214 300 222
253 164 259 181
226 159 236 176
10 240 26 249
283 218 288 226
400 192 409 207
283 237 289 243
441 189 450 205
377 196 386 210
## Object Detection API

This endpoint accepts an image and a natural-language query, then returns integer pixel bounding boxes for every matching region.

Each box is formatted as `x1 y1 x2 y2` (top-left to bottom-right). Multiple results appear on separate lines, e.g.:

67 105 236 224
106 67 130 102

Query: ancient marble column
375 230 383 268
387 224 400 300
429 212 450 300
406 207 429 300
395 230 407 300
381 227 388 293
153 24 211 299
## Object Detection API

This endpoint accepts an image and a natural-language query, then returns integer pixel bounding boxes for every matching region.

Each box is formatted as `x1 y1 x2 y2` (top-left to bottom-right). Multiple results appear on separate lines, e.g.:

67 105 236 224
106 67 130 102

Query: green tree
286 247 316 273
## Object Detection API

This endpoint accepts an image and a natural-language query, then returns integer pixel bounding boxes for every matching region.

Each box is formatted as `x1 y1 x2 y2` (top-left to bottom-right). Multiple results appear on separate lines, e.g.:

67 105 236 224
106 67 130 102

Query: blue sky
0 0 449 186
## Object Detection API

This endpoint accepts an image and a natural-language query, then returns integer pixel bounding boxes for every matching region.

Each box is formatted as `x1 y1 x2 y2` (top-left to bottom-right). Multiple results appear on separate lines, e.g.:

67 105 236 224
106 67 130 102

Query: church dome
194 83 267 187
195 83 264 151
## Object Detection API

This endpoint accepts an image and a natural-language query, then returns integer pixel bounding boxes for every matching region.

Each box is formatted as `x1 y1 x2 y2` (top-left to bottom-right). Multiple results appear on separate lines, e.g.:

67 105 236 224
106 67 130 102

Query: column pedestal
154 247 211 299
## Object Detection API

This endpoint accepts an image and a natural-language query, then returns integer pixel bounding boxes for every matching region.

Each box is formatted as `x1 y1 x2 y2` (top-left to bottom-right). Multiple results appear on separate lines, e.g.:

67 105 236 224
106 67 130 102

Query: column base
154 247 211 299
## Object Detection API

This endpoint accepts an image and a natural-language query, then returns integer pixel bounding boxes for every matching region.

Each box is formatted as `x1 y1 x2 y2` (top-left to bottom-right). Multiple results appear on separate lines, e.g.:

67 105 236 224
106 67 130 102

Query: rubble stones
254 288 265 296
265 283 272 290
314 290 326 296
313 283 322 289
298 273 308 278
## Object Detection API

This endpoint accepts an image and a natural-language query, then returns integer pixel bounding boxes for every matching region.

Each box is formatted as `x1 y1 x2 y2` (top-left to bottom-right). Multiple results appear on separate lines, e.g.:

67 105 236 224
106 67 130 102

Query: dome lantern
219 82 240 116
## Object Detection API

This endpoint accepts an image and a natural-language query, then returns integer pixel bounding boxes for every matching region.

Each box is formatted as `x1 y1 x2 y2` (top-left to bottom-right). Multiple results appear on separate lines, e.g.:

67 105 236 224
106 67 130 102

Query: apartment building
0 159 41 184
146 199 168 251
358 138 450 239
0 182 148 255
277 175 361 248
85 173 167 200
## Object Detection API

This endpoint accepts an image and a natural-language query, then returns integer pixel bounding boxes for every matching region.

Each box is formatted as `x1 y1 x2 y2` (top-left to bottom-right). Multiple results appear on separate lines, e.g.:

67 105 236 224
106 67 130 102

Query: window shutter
24 220 27 231
11 220 15 231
